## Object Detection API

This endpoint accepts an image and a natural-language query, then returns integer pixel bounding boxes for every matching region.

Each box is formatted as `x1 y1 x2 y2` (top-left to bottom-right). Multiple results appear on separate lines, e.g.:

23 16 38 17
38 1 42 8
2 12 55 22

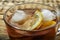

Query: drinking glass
3 3 58 40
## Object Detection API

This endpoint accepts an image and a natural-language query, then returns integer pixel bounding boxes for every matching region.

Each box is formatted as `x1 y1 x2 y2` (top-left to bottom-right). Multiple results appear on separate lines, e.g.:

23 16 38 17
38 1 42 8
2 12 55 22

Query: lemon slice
30 10 43 30
41 21 56 28
19 10 43 30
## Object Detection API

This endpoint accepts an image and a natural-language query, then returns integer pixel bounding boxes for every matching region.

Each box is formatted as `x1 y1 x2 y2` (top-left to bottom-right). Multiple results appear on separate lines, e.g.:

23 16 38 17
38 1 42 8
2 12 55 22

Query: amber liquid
5 9 57 40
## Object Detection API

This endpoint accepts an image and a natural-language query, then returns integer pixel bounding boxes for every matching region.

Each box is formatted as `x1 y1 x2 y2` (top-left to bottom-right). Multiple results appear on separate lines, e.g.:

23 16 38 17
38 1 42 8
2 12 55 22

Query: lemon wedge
41 21 56 28
30 10 43 30
19 10 43 30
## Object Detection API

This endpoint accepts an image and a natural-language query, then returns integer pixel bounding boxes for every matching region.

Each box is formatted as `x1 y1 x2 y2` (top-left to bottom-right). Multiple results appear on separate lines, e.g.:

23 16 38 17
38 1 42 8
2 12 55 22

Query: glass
3 3 58 40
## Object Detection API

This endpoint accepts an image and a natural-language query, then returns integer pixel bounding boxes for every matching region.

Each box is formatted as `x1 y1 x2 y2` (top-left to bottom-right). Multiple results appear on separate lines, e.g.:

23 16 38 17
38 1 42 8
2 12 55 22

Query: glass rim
3 3 57 32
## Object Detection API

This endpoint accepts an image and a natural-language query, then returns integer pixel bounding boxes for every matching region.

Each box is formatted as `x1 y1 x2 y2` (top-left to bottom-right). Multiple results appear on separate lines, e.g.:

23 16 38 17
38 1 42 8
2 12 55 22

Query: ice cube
42 9 56 21
11 10 27 22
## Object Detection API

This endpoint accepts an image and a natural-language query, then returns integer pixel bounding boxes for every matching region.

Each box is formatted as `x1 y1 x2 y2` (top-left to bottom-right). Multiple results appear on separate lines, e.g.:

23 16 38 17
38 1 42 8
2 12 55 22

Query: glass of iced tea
3 3 58 40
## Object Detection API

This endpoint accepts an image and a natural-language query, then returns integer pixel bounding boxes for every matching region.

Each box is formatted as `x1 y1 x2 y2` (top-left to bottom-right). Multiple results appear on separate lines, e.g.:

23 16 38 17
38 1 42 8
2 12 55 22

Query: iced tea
3 3 57 40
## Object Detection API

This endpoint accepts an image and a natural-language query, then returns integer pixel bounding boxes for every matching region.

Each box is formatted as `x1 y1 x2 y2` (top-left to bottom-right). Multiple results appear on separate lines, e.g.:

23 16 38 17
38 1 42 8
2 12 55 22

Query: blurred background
0 0 60 40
